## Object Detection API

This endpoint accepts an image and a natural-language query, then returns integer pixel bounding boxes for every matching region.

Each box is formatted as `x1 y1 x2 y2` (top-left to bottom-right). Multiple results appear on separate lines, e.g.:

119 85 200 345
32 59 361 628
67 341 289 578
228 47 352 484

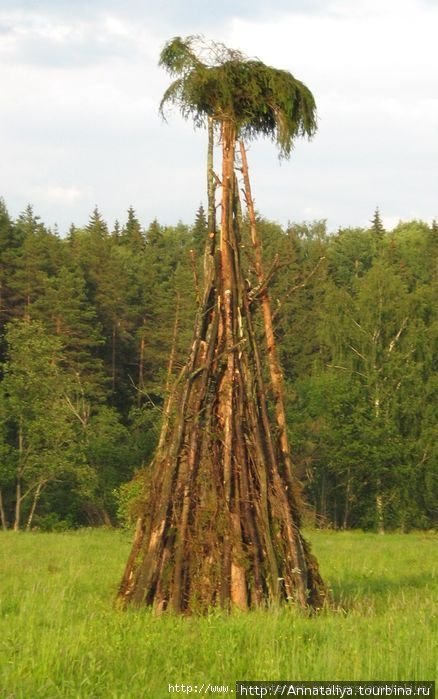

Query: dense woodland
0 198 436 532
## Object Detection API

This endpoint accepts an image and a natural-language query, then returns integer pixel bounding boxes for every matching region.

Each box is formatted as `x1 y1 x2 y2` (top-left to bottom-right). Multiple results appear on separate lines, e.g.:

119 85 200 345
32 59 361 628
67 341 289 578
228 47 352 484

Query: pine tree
121 207 145 251
8 206 63 322
112 219 122 242
33 265 106 403
370 207 385 239
146 218 163 246
191 204 208 254
0 199 23 353
87 207 109 240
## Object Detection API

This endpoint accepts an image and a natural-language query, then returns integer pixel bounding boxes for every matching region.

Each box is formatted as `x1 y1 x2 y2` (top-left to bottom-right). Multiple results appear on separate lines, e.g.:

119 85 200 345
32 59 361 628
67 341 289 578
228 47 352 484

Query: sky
0 0 437 234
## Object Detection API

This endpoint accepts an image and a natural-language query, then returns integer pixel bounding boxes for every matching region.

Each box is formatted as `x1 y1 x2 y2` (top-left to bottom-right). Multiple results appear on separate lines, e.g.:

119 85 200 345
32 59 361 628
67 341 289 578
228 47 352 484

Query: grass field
0 529 436 698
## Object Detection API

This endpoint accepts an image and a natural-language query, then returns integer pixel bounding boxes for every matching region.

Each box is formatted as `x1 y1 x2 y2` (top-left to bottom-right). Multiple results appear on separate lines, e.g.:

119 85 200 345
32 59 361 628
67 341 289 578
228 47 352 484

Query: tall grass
0 530 436 698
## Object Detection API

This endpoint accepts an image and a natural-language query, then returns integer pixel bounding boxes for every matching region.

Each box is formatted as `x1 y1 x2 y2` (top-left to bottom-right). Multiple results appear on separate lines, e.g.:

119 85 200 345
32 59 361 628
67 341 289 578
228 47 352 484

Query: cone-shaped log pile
117 36 327 613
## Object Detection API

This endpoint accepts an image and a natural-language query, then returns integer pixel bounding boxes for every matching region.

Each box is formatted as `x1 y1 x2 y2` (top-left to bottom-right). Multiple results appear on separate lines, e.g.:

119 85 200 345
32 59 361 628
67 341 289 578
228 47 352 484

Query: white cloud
0 0 436 232
38 185 84 203
381 215 403 230
103 16 131 37
221 0 438 227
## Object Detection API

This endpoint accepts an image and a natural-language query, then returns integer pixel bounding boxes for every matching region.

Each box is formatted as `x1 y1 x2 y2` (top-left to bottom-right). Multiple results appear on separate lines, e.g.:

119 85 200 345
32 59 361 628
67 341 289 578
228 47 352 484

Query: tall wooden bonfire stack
117 36 327 613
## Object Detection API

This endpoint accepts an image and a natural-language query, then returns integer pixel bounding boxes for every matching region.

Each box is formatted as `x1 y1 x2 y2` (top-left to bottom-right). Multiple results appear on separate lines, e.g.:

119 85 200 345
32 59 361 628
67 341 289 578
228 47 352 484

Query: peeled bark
117 127 327 614
239 141 310 603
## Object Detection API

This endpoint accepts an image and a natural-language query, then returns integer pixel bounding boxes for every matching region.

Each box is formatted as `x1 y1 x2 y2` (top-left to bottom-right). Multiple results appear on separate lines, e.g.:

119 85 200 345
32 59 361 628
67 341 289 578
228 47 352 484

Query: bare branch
349 345 367 362
272 256 326 320
349 316 369 336
63 394 88 428
248 255 281 301
326 364 368 380
388 317 409 353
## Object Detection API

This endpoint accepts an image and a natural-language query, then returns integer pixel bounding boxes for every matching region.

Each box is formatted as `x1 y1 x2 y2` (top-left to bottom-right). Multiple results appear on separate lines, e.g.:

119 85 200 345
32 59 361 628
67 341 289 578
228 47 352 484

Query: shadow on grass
328 572 434 611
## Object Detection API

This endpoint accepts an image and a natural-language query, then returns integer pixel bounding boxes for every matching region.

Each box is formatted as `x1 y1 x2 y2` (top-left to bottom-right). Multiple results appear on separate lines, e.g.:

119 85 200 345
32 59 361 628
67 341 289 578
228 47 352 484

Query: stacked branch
117 36 327 613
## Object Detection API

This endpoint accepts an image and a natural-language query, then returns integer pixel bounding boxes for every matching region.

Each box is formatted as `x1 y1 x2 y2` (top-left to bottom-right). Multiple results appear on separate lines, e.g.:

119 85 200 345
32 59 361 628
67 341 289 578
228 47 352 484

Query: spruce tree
0 199 22 353
191 204 208 254
122 207 145 251
370 207 385 239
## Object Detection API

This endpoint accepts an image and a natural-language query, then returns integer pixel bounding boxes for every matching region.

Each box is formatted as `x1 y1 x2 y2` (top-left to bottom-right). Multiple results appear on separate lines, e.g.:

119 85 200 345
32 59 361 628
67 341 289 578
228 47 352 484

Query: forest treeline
0 199 436 531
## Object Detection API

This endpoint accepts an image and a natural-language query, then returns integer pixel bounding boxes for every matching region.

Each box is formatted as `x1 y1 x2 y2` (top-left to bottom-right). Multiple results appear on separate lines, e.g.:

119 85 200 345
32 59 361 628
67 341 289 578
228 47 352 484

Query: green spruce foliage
159 35 317 157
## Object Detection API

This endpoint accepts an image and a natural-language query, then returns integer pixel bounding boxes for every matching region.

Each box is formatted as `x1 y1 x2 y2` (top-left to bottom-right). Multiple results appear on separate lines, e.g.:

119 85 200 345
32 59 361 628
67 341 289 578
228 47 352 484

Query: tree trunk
376 487 385 535
207 117 216 243
343 469 352 530
138 319 146 406
239 142 293 474
117 122 327 614
14 420 24 531
374 394 385 534
111 323 117 395
26 481 43 531
156 295 181 455
14 479 21 531
239 141 310 602
0 488 7 530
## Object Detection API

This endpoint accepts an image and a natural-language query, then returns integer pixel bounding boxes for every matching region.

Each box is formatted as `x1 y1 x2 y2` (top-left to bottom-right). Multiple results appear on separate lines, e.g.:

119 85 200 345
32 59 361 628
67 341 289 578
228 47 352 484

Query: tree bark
239 142 294 476
207 118 216 238
0 488 7 530
111 323 117 395
26 481 43 531
374 394 385 534
116 123 327 614
239 141 309 603
14 480 21 531
376 487 385 535
138 319 146 406
13 419 24 531
156 295 181 455
343 469 352 530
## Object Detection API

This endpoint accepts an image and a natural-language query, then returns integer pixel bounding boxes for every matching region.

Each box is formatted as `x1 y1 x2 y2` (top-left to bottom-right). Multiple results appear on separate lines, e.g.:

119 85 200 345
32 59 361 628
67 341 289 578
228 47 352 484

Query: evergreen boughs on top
159 35 317 158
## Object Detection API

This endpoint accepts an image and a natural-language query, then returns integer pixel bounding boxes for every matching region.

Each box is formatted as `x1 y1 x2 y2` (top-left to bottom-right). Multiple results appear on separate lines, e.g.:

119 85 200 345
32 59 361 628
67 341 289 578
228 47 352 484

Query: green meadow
0 530 436 698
